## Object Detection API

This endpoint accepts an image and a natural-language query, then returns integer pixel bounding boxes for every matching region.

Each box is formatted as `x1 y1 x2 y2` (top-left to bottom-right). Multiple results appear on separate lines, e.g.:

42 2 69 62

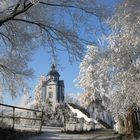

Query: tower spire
51 63 56 71
51 51 57 69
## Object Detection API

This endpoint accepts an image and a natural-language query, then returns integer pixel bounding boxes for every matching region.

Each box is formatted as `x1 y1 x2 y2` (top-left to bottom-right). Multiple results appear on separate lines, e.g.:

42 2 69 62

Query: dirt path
27 126 119 140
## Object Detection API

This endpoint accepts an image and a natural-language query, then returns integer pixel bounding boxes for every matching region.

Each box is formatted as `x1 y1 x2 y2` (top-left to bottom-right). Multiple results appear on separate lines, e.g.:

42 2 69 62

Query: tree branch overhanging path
0 0 106 26
0 0 110 62
0 0 111 96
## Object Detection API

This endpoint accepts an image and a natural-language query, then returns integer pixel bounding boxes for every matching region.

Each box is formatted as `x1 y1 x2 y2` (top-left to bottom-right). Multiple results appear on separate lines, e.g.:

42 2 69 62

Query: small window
49 92 53 98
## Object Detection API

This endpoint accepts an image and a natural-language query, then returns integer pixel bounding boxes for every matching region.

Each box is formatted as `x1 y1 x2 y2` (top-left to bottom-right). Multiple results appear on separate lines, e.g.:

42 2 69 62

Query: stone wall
64 121 94 132
63 106 95 132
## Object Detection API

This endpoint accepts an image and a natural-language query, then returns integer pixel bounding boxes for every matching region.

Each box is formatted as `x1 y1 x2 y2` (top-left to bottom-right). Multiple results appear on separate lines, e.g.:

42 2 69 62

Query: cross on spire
51 51 57 69
51 64 56 71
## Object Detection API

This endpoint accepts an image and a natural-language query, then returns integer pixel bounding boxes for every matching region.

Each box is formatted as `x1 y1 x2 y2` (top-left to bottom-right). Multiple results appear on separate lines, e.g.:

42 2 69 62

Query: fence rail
0 103 43 132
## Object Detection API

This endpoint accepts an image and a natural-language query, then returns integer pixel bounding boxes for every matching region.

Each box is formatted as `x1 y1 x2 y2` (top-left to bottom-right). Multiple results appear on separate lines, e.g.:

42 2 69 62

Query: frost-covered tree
0 45 34 98
76 45 110 107
65 93 80 105
34 75 46 108
78 92 95 109
0 0 112 61
106 0 140 135
18 87 31 107
77 0 140 135
76 45 113 126
0 0 113 97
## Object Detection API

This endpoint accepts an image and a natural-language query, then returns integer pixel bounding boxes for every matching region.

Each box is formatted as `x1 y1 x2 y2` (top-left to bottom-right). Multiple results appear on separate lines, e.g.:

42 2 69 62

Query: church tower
42 64 64 109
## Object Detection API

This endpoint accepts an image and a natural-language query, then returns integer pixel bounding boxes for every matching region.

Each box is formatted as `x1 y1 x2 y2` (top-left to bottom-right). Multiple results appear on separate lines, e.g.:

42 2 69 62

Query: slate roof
47 64 60 78
58 80 64 86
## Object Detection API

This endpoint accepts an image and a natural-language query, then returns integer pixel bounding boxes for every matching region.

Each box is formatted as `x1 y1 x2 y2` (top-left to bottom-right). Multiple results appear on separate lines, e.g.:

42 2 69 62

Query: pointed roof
47 64 60 78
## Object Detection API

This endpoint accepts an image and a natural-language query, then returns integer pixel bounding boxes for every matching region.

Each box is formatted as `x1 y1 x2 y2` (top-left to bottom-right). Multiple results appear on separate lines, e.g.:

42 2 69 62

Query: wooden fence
0 103 43 132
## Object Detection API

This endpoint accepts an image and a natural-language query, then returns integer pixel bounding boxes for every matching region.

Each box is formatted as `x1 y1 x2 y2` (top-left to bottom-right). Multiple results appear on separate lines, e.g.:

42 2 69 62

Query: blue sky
3 0 118 105
29 47 83 94
4 47 83 105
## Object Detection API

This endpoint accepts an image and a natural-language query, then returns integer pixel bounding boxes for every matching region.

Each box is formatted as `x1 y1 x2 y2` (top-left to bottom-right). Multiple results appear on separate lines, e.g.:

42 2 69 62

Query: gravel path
27 126 119 140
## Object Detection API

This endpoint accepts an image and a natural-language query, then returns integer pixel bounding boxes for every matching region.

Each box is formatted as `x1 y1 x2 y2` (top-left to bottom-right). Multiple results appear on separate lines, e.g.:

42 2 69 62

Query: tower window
49 92 53 98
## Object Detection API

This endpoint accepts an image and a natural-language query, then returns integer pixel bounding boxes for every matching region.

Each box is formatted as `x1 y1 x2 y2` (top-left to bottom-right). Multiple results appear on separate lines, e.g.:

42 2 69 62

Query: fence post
39 111 43 132
12 107 15 130
0 103 43 132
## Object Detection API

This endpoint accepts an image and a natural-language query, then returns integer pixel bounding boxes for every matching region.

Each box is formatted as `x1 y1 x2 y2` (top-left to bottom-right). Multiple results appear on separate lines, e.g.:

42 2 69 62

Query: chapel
42 64 65 109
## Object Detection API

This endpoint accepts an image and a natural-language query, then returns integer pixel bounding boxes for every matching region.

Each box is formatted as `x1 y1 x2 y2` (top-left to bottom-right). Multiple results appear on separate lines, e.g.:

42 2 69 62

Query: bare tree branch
0 0 113 96
39 1 102 17
0 2 33 26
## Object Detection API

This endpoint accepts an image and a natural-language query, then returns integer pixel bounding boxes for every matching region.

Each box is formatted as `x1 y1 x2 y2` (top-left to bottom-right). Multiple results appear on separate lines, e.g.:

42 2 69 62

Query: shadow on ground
0 128 41 140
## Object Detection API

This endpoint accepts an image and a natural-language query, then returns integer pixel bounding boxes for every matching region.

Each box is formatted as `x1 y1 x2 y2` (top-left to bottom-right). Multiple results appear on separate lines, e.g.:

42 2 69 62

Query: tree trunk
115 117 125 134
125 108 134 138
